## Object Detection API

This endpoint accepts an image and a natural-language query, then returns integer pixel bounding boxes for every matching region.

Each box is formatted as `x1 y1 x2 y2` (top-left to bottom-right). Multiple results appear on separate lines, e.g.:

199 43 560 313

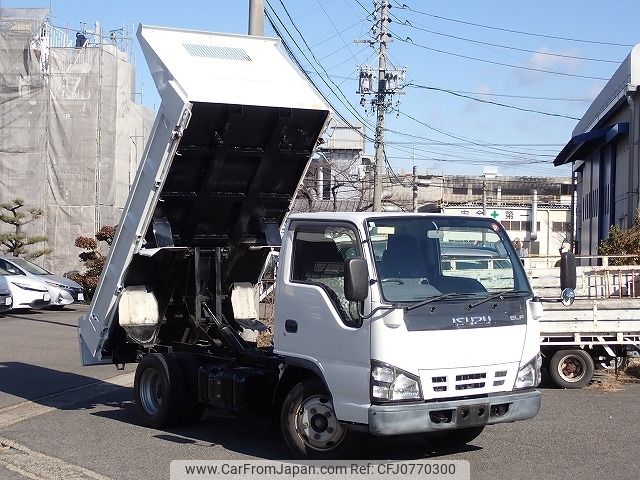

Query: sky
3 0 639 177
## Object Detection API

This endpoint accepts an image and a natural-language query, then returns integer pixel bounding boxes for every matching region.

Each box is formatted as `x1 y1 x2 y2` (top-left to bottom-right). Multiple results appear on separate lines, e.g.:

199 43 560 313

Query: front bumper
0 294 11 312
48 287 84 306
368 389 541 436
29 298 51 309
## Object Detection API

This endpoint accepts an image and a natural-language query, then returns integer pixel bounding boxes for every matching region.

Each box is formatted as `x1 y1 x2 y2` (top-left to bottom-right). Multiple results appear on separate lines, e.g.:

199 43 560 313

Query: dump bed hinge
172 108 192 139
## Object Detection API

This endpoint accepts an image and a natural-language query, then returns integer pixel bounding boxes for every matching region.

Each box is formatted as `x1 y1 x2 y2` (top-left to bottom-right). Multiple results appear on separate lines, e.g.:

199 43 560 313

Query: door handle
285 319 298 333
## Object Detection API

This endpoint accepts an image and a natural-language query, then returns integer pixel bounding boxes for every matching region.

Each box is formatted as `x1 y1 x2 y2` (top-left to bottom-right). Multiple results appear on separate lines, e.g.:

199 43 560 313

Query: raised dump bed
79 25 329 365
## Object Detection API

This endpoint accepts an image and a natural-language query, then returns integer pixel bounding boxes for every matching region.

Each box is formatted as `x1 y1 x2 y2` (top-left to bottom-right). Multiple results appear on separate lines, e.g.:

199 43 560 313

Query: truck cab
274 212 541 453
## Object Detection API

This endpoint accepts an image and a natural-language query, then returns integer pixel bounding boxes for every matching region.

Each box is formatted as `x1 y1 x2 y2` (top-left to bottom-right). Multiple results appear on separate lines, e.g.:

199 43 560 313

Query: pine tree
0 198 52 259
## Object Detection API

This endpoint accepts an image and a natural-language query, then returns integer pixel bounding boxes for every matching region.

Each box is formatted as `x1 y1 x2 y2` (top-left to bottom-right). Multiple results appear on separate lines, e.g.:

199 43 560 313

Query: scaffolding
0 8 153 273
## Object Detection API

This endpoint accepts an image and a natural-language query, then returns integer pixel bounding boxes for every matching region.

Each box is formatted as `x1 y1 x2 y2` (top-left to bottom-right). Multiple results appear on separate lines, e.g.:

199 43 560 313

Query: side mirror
561 288 575 307
560 252 576 290
344 258 369 302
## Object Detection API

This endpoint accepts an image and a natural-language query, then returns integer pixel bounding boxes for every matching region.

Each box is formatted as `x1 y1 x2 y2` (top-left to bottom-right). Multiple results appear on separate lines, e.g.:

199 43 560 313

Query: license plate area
457 403 489 426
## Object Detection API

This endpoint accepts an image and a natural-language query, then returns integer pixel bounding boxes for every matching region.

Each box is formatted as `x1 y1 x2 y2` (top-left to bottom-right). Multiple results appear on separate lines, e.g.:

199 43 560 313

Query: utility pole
412 165 418 213
372 0 389 211
358 0 405 212
248 0 264 36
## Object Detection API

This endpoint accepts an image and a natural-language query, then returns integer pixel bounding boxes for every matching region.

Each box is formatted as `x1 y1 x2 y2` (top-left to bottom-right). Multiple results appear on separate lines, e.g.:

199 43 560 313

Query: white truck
78 25 572 458
526 257 640 388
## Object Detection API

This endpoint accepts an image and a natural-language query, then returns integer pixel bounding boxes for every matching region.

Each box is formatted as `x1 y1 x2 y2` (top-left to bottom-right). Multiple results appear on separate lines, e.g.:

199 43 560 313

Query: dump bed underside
148 102 326 252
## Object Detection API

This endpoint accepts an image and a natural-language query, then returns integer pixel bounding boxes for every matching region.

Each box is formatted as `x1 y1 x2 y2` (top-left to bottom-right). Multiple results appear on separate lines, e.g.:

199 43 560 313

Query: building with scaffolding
0 8 153 273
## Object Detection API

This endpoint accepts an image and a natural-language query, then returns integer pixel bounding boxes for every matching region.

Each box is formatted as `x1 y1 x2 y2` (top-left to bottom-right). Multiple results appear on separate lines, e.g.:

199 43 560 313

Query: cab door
274 221 371 424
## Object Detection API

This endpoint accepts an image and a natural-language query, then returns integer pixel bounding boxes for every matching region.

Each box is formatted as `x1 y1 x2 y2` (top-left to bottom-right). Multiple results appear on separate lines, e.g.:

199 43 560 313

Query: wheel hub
296 395 345 451
139 368 164 415
559 356 584 381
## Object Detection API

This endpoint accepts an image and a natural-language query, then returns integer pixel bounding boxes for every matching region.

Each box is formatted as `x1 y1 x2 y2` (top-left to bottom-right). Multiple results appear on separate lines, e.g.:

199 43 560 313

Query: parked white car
0 276 12 313
0 256 84 309
0 265 50 310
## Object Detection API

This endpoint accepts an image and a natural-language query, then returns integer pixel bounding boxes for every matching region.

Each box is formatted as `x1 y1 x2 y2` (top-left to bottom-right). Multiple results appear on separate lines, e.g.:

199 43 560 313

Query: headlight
45 281 66 289
371 361 422 402
13 282 47 292
515 352 542 389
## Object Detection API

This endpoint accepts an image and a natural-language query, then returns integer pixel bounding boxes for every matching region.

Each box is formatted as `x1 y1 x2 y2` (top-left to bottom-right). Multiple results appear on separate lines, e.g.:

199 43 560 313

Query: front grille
456 373 486 381
456 382 485 390
423 365 515 396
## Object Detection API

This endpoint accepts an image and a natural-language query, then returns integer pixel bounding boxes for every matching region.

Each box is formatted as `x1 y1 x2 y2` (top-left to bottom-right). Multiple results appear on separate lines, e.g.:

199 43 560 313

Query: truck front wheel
134 353 187 428
549 349 594 389
280 377 350 459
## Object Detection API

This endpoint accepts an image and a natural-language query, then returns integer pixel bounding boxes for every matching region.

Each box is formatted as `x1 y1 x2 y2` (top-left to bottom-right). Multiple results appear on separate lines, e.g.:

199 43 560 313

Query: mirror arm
532 296 562 303
356 303 399 320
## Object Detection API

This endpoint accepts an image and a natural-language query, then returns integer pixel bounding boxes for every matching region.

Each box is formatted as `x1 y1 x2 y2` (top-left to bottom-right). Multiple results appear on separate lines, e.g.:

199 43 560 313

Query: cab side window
291 224 361 326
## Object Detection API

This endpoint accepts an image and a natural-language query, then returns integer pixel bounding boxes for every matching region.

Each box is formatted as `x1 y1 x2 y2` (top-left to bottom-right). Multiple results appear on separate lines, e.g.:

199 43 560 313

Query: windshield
5 257 51 275
366 216 530 303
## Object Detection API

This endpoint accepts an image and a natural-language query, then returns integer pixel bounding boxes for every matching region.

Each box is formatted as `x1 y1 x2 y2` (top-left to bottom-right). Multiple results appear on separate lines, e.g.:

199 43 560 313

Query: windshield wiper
404 293 476 312
466 290 531 310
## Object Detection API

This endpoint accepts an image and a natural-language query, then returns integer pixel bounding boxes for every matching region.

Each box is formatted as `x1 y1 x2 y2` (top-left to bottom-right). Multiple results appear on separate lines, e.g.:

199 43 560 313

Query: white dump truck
79 25 573 458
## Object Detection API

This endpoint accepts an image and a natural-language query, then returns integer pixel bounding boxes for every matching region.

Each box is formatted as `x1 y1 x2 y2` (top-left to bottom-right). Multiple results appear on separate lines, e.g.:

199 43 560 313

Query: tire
423 426 485 448
549 349 595 389
280 377 351 459
134 353 187 428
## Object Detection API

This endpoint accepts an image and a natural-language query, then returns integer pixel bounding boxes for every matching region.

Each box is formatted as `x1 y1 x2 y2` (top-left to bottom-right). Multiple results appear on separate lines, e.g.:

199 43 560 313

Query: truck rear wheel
549 349 594 389
134 353 188 428
280 377 350 459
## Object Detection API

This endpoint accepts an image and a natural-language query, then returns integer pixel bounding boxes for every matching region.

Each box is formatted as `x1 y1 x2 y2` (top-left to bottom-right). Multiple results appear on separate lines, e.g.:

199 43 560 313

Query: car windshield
5 257 51 275
366 216 530 303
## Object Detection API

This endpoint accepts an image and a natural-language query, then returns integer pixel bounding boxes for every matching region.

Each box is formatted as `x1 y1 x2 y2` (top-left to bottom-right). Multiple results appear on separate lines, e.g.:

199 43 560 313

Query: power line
392 2 634 48
321 73 594 102
391 16 620 64
311 18 363 48
391 31 610 81
264 3 375 143
395 110 558 158
387 141 564 147
270 0 377 132
406 83 581 120
418 88 592 103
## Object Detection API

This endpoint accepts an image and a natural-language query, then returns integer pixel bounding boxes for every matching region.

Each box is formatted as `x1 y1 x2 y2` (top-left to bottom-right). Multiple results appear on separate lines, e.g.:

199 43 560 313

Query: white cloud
513 47 584 86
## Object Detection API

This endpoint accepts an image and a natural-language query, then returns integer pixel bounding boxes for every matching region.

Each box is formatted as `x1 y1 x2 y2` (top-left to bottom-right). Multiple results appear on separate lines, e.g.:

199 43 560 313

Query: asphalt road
0 307 639 480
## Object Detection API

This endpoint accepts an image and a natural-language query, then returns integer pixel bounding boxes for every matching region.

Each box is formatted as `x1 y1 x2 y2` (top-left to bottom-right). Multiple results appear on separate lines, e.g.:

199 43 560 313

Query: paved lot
0 307 639 480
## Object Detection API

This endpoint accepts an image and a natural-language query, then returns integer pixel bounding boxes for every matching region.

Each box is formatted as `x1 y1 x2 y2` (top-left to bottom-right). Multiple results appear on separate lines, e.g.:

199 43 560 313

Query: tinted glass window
291 224 361 326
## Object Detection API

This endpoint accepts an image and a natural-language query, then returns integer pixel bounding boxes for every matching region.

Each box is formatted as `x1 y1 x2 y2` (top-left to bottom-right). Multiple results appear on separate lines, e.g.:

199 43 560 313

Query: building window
524 241 540 255
452 186 467 195
552 221 569 233
501 220 540 231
